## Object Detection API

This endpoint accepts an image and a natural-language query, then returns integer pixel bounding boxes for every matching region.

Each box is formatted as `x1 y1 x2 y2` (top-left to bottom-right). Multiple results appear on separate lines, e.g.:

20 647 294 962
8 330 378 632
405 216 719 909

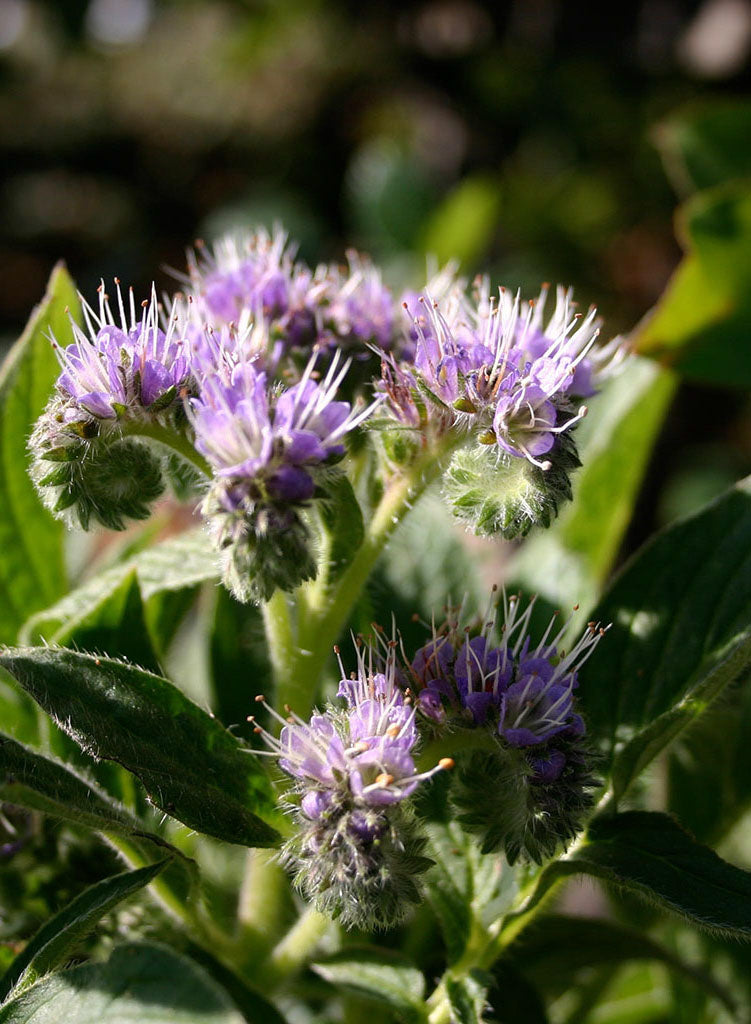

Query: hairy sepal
444 430 581 540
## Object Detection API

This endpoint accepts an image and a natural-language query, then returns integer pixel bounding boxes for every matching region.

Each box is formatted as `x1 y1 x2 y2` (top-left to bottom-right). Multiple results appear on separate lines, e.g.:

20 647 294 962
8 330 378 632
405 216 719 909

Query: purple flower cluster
52 283 192 421
409 591 607 781
189 350 378 507
250 642 450 824
383 279 625 469
188 228 397 359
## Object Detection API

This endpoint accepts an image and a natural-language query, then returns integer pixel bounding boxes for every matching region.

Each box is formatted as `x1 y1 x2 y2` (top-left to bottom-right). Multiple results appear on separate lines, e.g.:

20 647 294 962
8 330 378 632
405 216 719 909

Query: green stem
236 848 291 966
280 446 451 717
121 420 212 478
262 590 297 705
259 906 332 987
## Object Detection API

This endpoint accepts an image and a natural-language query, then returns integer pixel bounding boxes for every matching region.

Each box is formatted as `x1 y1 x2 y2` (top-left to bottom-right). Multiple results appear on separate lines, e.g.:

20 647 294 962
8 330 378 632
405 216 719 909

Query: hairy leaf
313 948 427 1024
0 943 247 1023
0 647 281 847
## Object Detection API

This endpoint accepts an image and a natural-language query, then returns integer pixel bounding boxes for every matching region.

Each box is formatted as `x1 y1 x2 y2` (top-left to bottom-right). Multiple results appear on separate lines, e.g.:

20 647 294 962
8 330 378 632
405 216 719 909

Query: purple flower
250 640 452 817
385 277 626 470
409 590 607 748
52 282 192 420
324 252 395 352
190 350 380 503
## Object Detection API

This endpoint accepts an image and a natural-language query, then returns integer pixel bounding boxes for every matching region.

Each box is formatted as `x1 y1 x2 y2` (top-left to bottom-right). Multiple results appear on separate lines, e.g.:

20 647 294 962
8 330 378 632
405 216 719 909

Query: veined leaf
313 948 427 1024
508 812 751 941
0 943 248 1023
577 476 751 796
0 647 281 847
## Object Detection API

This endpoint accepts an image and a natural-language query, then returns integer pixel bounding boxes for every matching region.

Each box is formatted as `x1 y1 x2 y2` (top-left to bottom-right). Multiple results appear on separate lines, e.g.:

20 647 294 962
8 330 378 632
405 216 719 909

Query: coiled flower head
249 640 452 929
191 350 380 602
408 590 606 863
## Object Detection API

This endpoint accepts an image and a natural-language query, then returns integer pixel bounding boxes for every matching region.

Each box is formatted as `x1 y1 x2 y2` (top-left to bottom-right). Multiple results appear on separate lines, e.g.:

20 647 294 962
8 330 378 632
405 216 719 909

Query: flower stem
279 446 451 717
259 906 333 987
121 419 212 478
236 848 291 967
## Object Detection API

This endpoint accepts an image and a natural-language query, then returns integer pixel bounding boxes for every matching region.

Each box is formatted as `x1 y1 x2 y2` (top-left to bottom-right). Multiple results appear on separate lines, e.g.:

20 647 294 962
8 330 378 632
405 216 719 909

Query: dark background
2 0 750 538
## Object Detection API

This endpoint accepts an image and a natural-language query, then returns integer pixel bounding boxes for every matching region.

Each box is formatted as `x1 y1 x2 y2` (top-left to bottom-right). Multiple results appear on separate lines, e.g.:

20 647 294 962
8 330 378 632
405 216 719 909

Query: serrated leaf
503 914 735 1013
21 530 218 646
0 647 281 847
509 358 675 616
510 812 751 941
0 263 76 642
577 477 751 797
312 948 427 1024
0 862 169 1000
0 942 247 1023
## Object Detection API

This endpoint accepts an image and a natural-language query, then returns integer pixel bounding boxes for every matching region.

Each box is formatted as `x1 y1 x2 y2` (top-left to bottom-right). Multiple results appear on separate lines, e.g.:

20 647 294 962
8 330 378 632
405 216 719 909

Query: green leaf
513 812 751 940
0 862 169 1000
0 263 76 642
0 731 137 835
509 358 676 615
636 181 751 388
487 962 549 1023
317 473 365 586
21 530 218 646
655 101 751 194
312 948 427 1024
577 477 751 797
503 914 735 1013
51 570 161 674
209 588 271 734
445 971 491 1024
0 647 281 847
420 174 501 268
0 942 247 1022
667 679 751 845
424 822 512 964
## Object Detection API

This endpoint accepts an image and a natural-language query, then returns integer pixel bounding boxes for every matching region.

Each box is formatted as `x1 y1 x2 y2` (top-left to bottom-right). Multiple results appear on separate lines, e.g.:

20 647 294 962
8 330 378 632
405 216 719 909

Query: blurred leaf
0 942 247 1023
509 358 675 615
655 101 751 194
513 812 751 940
21 530 218 646
312 948 427 1023
183 944 288 1024
577 476 751 796
488 962 549 1023
0 263 76 643
317 473 365 587
0 648 281 848
420 175 501 268
0 862 168 1001
636 181 751 387
503 914 734 1013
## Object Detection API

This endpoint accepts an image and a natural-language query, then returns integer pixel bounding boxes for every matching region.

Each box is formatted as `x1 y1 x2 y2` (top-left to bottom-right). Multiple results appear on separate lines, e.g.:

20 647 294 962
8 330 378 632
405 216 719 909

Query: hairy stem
122 419 212 478
236 848 291 966
259 906 333 987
